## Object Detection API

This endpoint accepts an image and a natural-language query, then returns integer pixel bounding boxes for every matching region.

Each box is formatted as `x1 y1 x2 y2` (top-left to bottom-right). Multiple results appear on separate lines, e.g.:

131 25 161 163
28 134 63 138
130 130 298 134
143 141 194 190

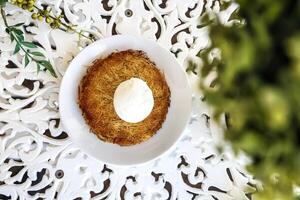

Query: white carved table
0 0 257 199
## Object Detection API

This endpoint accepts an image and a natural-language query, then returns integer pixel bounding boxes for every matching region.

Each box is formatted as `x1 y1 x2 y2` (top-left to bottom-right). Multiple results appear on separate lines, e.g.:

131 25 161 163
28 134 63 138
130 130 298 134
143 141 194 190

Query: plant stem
1 6 9 27
13 32 35 61
33 5 94 42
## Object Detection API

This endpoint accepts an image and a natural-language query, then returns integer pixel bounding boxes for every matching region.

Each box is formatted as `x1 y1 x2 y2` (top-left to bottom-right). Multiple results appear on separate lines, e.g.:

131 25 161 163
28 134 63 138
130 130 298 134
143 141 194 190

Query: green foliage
7 0 94 41
197 0 300 199
1 7 57 77
0 0 95 78
0 0 99 79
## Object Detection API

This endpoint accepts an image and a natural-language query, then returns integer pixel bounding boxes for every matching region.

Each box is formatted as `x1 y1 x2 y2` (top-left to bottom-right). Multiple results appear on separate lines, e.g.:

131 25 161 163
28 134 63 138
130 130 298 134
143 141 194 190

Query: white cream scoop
113 78 154 123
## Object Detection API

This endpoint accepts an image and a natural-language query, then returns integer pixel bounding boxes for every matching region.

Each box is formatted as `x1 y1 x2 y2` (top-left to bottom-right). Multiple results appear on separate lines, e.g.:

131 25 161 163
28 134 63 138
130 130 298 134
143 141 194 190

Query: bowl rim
59 35 192 166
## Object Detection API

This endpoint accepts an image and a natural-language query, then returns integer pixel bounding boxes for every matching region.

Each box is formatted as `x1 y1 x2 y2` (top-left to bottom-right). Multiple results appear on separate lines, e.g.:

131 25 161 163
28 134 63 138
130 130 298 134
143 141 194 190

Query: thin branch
1 6 9 27
33 5 94 42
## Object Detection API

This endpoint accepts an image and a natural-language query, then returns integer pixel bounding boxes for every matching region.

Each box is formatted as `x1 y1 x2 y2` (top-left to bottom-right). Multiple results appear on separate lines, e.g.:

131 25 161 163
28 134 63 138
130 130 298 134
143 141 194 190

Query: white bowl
59 35 192 166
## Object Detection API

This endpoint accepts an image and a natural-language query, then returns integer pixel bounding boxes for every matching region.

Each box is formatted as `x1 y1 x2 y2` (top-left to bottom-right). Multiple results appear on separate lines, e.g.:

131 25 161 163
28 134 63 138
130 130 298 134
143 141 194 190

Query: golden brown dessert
78 50 170 146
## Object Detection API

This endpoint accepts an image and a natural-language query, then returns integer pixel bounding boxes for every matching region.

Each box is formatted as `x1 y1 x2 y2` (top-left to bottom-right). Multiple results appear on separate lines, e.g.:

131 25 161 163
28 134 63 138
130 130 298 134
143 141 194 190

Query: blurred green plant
195 0 300 199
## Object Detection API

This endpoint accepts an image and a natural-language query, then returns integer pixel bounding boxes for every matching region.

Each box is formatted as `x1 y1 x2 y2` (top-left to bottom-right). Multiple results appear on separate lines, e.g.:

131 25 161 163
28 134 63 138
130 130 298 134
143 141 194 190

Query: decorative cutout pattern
0 0 257 199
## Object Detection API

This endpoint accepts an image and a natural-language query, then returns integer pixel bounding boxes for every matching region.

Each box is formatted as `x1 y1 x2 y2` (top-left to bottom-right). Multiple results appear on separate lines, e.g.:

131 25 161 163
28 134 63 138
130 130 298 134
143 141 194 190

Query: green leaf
13 45 20 54
12 28 23 36
25 55 30 67
22 42 37 48
16 34 24 42
31 51 45 57
12 23 24 27
39 60 57 77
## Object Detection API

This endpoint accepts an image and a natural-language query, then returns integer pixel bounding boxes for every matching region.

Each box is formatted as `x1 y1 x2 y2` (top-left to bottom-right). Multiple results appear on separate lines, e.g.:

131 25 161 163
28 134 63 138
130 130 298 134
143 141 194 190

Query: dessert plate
59 35 192 166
